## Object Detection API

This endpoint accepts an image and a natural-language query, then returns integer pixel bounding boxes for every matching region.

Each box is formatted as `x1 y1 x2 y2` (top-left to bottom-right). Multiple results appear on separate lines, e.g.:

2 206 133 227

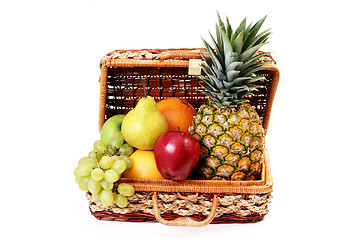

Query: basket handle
160 50 207 60
151 192 218 227
176 192 199 200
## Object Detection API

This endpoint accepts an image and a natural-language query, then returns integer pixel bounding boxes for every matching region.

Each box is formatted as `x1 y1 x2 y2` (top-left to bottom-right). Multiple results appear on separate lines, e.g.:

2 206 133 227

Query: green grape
107 145 116 155
74 164 92 177
78 158 97 168
88 150 97 159
91 191 102 201
78 176 90 191
104 169 119 183
111 155 121 161
111 160 127 175
91 168 104 181
74 166 80 176
75 175 89 186
119 144 134 156
117 183 135 197
120 156 132 169
75 175 82 184
93 140 107 154
96 151 104 160
100 190 114 206
110 132 124 148
115 194 128 208
88 179 102 194
101 180 113 191
99 156 113 169
78 157 90 164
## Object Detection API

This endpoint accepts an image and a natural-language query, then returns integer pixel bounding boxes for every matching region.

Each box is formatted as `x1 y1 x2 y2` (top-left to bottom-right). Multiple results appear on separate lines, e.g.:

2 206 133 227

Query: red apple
154 131 200 181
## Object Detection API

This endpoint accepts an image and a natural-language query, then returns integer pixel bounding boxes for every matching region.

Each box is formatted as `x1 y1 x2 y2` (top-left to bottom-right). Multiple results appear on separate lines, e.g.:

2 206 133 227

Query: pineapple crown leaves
199 13 272 107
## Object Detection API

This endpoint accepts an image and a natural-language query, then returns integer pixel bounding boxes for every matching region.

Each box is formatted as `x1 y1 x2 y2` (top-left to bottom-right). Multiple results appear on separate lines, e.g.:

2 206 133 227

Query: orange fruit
156 97 197 132
122 150 165 179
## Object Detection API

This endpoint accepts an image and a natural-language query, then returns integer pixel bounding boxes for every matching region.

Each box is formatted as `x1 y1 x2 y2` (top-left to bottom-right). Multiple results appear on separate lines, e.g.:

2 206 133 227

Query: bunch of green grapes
74 139 135 207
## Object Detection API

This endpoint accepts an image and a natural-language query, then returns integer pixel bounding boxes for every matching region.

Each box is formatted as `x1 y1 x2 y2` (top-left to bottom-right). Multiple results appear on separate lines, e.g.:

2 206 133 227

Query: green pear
122 96 168 150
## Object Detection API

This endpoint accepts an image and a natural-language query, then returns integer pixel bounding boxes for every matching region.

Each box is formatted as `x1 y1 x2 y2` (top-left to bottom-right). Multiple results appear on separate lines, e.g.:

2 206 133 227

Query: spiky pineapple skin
189 101 265 180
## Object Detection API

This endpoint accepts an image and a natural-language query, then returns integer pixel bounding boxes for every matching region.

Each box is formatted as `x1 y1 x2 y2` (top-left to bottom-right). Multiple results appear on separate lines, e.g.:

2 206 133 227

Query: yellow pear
122 96 168 150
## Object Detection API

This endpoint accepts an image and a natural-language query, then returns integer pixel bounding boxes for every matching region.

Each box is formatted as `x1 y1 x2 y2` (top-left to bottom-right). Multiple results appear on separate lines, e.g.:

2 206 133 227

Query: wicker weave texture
115 149 272 194
88 191 272 223
88 150 273 225
98 49 280 133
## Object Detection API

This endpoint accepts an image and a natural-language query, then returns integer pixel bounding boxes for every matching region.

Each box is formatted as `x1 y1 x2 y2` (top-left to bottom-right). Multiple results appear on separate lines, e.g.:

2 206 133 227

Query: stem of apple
177 126 180 132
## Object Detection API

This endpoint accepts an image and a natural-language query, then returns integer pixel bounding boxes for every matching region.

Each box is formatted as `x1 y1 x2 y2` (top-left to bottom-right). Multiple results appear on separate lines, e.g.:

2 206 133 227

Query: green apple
100 114 125 148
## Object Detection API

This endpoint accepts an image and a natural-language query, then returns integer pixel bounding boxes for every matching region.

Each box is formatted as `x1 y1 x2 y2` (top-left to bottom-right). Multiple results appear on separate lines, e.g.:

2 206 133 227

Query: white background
1 0 359 239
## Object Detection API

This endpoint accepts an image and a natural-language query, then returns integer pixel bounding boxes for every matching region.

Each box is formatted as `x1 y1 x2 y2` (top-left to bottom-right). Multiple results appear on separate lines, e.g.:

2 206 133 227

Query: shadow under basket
91 48 279 227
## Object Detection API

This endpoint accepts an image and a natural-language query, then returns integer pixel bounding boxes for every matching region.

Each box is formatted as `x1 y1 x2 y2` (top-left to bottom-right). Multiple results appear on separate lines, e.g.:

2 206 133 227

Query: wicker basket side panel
104 66 207 121
247 70 272 120
103 66 274 126
87 191 272 223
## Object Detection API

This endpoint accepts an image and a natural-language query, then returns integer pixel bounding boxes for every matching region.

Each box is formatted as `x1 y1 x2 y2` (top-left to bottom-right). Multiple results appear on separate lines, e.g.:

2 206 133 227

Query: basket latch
188 59 202 76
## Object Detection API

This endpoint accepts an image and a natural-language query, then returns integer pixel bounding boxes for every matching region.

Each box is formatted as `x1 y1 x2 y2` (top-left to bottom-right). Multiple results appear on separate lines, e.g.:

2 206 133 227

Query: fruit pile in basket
75 14 272 207
74 114 135 207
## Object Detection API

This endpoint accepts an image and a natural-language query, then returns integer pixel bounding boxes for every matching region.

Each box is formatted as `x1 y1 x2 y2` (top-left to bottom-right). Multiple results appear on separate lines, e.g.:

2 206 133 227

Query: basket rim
100 58 190 69
99 48 277 69
118 150 273 194
100 59 278 71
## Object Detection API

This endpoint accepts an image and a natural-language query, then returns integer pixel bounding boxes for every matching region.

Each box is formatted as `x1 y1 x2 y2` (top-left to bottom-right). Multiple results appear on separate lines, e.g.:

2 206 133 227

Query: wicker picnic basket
88 48 280 226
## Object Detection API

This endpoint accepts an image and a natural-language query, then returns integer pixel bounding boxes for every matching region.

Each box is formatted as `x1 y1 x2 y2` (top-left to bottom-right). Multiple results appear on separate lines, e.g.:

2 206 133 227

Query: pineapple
189 14 271 180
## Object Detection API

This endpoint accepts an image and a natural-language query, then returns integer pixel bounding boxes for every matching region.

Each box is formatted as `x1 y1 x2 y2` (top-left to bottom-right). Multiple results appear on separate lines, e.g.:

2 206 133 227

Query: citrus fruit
122 150 165 179
156 97 197 132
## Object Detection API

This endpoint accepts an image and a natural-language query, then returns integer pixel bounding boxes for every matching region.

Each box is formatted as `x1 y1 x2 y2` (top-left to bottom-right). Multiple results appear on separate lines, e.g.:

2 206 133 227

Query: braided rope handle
152 192 218 227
